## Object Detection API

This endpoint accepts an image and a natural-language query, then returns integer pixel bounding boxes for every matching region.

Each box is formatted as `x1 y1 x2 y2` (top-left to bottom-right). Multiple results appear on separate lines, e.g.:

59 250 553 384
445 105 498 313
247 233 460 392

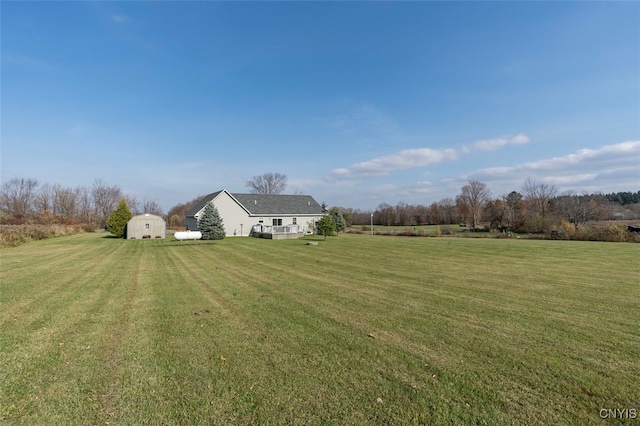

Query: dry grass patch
0 224 88 247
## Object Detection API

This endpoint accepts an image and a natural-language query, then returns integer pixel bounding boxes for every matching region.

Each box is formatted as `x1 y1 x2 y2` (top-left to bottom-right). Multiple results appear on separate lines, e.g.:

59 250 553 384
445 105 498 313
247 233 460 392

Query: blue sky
2 1 639 212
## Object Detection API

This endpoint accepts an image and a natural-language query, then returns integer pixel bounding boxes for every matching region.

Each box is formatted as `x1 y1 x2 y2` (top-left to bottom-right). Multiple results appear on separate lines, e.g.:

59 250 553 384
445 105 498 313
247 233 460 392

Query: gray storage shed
127 214 166 239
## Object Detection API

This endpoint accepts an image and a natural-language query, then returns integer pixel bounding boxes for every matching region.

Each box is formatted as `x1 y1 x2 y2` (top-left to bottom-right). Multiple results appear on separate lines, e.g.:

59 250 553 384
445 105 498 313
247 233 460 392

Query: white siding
195 191 251 237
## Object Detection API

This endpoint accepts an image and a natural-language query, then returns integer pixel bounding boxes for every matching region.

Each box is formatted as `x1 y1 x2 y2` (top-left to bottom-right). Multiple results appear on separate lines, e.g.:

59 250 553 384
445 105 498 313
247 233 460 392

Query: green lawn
1 233 638 424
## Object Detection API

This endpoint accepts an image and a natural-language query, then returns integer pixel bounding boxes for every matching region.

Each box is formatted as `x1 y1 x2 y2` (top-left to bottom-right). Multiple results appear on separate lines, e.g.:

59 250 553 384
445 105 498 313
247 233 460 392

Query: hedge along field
1 233 638 425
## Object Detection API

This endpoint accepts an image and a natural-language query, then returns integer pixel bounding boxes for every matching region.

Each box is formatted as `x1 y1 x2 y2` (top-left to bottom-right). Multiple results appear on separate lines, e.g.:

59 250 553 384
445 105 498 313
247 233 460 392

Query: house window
272 218 282 226
292 218 297 225
145 223 150 230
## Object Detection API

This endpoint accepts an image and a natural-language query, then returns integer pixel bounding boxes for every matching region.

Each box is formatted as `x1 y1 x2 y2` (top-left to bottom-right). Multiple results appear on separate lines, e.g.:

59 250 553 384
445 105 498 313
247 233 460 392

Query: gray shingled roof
186 190 324 217
186 191 222 217
232 193 324 215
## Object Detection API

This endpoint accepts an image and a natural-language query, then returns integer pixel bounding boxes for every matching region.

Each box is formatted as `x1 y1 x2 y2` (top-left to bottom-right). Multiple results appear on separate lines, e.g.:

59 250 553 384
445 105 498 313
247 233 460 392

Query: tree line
0 172 291 228
2 175 638 235
604 191 640 205
0 177 162 226
338 179 639 234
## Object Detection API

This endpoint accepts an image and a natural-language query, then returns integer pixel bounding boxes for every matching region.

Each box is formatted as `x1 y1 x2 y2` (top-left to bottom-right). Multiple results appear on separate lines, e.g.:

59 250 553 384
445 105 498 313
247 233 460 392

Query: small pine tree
198 203 225 240
316 215 335 240
106 199 133 238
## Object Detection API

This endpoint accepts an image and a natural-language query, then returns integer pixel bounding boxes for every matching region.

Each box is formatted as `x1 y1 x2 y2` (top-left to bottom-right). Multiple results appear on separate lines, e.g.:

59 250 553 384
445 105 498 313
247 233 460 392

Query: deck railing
253 224 300 235
251 223 313 239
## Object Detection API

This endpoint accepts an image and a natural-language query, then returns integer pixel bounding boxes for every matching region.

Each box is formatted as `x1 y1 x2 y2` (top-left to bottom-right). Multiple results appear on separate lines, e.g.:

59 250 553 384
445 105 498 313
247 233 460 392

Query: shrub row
554 222 640 243
0 224 91 247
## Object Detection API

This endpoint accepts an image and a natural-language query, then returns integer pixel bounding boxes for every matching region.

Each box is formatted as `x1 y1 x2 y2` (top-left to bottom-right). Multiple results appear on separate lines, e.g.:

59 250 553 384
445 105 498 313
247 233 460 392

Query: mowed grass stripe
1 234 131 353
207 236 640 423
0 234 123 322
161 236 640 422
153 241 440 423
1 237 159 424
1 233 638 424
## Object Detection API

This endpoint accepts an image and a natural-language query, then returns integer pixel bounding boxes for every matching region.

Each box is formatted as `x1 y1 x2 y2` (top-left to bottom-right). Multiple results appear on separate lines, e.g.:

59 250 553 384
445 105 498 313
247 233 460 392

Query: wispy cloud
327 132 535 182
542 174 598 185
466 140 640 194
111 14 130 24
329 147 457 180
463 133 530 153
476 141 639 176
299 141 637 209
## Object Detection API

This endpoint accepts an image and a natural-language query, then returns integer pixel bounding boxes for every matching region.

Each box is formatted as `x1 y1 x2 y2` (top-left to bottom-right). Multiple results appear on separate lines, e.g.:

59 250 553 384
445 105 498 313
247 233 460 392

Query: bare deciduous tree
502 191 523 230
246 172 287 195
486 197 508 229
458 180 491 229
522 177 557 218
125 195 141 215
142 198 163 216
0 177 39 218
438 197 457 224
34 183 55 216
556 190 601 227
521 177 558 233
427 202 441 225
395 202 411 226
54 185 80 222
91 179 123 225
377 203 395 226
76 186 94 225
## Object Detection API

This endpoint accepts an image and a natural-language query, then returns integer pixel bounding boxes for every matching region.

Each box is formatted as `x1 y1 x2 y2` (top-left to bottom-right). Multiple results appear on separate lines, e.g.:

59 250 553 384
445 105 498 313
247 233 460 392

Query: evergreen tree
329 208 347 234
198 203 225 240
106 199 132 238
316 215 335 240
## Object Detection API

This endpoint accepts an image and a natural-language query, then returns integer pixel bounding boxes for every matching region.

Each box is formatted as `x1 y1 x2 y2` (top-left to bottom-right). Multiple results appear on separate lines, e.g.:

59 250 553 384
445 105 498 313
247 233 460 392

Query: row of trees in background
604 191 640 205
0 178 162 227
339 180 639 234
0 172 294 228
2 175 638 236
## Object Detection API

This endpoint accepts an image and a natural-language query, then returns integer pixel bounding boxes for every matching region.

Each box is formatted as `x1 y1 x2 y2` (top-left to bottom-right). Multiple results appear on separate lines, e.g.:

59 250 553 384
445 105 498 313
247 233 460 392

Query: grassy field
1 232 638 425
350 224 468 236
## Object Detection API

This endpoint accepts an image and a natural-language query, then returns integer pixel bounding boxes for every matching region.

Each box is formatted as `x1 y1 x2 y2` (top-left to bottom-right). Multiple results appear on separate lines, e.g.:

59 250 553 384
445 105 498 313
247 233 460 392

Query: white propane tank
174 231 202 241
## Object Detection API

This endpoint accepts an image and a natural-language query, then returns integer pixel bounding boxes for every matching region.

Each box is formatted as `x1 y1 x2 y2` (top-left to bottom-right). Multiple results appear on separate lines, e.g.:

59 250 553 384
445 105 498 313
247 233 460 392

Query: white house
186 190 326 239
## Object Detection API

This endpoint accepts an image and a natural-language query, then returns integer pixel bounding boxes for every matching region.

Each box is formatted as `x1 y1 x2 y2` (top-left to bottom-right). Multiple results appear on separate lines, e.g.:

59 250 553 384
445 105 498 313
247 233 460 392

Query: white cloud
329 147 457 180
470 133 531 151
542 174 598 185
313 140 638 210
468 140 640 195
476 141 640 176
